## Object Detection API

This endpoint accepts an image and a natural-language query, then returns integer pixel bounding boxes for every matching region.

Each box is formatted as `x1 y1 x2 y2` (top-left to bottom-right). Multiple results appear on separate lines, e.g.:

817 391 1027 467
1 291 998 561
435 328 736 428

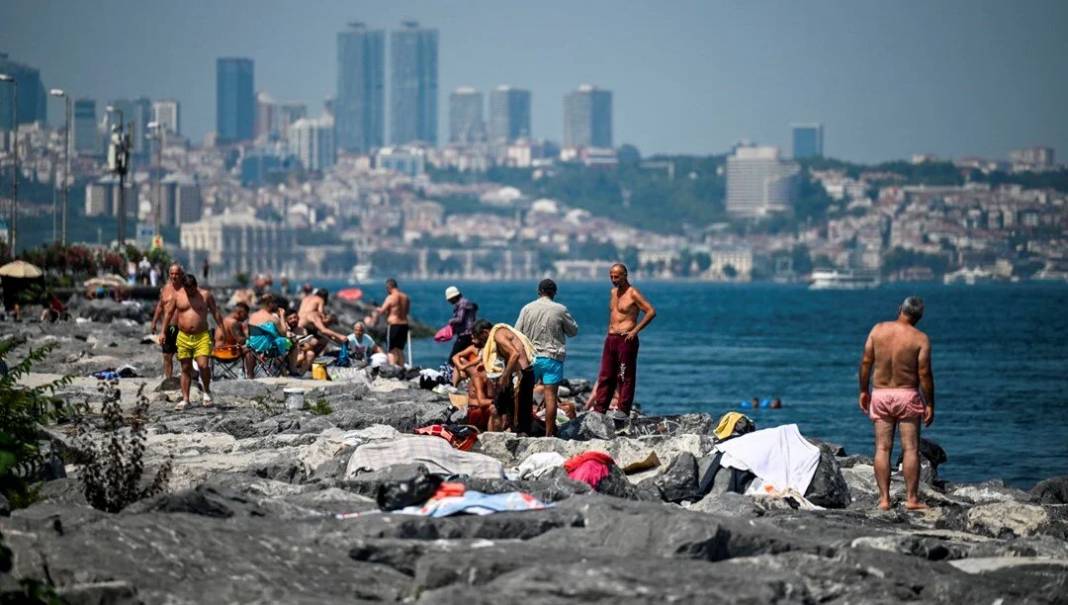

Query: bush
0 338 71 509
75 381 171 513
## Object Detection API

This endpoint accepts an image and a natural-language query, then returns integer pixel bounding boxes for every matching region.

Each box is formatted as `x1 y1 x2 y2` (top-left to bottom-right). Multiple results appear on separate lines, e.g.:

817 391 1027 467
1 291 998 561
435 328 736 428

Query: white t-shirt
347 333 377 359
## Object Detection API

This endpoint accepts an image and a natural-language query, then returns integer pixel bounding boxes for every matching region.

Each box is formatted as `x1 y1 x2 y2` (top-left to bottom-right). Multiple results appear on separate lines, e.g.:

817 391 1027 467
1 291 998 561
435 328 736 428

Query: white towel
714 424 821 496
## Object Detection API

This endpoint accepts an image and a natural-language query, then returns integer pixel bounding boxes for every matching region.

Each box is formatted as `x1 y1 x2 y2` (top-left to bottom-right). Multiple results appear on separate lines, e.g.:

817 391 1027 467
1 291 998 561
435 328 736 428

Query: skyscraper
336 22 385 153
563 84 612 149
489 85 531 143
726 146 800 217
0 53 47 131
216 57 255 143
288 116 337 172
390 21 438 145
449 87 484 144
73 98 98 155
153 99 180 135
791 123 823 159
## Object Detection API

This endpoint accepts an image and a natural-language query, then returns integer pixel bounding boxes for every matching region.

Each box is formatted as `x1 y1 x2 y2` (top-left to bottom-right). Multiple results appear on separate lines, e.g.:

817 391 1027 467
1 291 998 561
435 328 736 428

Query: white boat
809 269 880 290
943 267 994 285
348 263 372 285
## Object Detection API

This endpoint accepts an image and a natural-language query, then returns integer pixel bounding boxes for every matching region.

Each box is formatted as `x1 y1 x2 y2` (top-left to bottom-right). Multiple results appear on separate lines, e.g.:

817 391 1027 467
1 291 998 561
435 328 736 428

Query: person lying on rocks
215 302 254 378
471 320 535 435
858 296 936 512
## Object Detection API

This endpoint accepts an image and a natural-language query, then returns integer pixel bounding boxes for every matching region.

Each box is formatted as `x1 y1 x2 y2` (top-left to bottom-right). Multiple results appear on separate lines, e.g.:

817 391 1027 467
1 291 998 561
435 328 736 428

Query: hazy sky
3 0 1066 162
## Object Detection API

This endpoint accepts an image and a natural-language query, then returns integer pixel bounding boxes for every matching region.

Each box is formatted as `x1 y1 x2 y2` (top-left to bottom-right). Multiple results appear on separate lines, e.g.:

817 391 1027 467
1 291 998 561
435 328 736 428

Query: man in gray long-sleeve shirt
515 279 579 436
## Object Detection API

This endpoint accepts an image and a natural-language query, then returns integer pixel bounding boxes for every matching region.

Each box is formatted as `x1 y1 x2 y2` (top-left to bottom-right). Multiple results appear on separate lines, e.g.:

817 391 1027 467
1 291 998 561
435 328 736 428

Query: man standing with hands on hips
587 263 656 416
515 279 579 436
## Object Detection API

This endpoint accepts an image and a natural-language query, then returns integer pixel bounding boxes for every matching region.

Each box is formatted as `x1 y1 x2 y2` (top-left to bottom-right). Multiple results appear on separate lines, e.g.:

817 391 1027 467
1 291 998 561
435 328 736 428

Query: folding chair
247 324 290 377
251 350 287 377
212 345 244 380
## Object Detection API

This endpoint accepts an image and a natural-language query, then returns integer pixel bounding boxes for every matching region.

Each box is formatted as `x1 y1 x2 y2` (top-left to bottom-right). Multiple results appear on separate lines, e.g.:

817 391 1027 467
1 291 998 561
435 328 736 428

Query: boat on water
347 263 372 285
809 269 880 290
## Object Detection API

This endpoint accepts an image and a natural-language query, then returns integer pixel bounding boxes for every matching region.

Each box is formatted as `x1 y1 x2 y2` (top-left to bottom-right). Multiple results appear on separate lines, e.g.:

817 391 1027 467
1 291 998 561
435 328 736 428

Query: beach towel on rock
346 435 505 479
714 424 820 496
512 452 567 480
397 490 550 517
564 451 615 489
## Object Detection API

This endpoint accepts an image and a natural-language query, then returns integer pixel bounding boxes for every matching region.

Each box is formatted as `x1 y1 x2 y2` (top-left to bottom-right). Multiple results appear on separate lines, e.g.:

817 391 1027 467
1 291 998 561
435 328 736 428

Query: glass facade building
336 23 385 153
390 22 438 145
216 57 255 143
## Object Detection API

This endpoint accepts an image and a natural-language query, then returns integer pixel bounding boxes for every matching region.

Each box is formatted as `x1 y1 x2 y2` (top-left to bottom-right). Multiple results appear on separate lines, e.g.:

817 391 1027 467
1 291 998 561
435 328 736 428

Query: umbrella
83 275 128 289
0 260 43 278
336 287 363 302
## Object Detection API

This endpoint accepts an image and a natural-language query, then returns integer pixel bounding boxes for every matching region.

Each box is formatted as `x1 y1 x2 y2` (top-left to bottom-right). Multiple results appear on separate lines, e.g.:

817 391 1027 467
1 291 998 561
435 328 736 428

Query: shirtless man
471 319 535 434
858 296 935 511
374 278 411 366
214 302 254 378
587 263 656 415
150 263 184 379
159 274 225 410
298 288 346 355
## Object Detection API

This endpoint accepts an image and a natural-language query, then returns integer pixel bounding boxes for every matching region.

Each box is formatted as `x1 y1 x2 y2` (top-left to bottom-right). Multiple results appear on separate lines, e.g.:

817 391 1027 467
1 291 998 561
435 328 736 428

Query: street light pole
49 90 72 247
0 74 18 253
105 105 128 246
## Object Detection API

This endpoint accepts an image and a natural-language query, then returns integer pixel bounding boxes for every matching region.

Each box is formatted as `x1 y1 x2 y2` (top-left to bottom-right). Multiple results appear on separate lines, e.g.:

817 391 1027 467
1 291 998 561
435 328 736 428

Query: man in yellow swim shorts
159 274 226 410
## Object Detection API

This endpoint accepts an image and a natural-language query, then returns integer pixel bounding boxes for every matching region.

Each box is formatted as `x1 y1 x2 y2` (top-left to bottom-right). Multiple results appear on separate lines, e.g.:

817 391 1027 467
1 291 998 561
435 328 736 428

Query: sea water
324 279 1068 489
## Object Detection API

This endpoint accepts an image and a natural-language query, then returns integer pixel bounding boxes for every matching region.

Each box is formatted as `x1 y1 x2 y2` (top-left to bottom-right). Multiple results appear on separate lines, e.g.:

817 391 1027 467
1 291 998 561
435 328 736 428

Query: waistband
871 387 920 395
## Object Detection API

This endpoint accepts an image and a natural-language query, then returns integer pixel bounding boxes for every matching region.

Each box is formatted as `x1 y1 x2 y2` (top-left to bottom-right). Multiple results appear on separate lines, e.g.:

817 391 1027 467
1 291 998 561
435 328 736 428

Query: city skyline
1 0 1067 162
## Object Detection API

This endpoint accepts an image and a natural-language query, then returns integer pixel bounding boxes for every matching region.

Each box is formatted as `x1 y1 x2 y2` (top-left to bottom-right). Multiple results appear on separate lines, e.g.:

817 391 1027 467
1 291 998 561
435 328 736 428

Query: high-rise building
336 22 385 153
159 174 202 226
726 146 800 217
216 57 255 143
791 123 823 159
449 87 484 144
1009 146 1055 170
288 116 336 171
255 92 307 141
390 21 438 145
0 53 47 132
153 99 180 135
563 84 611 149
73 98 99 155
489 86 531 144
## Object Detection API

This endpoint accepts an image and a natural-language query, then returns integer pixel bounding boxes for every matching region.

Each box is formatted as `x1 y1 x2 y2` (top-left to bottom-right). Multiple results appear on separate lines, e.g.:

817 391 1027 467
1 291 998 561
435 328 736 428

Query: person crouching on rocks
159 274 225 410
470 319 536 435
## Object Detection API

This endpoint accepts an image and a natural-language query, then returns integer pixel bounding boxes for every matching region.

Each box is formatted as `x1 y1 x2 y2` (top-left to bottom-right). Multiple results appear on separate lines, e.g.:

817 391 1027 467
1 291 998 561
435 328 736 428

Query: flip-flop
175 400 189 411
202 393 214 407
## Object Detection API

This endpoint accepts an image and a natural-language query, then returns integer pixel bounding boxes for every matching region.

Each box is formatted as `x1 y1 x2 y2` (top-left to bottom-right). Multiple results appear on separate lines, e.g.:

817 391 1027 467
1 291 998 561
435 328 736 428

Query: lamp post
0 74 17 253
147 121 163 239
105 105 128 246
49 89 72 246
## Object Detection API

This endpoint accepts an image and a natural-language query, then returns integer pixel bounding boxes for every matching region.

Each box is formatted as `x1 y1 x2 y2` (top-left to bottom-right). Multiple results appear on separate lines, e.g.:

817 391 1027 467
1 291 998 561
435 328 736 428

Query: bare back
298 296 324 327
173 288 213 334
385 290 410 325
867 321 929 389
608 286 641 334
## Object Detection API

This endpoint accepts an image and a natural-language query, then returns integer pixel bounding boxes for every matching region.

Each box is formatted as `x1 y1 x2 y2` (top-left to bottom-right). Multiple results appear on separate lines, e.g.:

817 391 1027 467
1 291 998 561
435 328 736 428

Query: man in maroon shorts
587 264 656 416
858 296 936 511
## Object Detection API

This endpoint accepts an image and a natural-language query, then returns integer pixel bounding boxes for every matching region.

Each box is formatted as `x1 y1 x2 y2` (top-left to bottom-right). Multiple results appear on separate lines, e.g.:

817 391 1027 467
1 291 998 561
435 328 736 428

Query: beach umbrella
0 260 43 278
83 275 128 289
336 287 363 302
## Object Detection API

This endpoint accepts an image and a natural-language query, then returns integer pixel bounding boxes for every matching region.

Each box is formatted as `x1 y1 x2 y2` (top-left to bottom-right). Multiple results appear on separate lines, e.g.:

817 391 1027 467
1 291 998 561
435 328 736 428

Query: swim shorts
869 388 926 422
387 324 410 351
176 330 213 360
161 324 179 354
532 356 564 386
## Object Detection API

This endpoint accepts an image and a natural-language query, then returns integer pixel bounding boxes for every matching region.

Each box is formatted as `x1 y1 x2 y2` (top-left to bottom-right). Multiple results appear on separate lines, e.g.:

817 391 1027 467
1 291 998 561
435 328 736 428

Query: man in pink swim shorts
858 296 936 512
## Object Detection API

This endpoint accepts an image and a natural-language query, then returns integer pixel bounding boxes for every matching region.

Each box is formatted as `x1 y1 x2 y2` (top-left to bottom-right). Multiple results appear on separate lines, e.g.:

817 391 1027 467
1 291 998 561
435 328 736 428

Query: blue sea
322 279 1068 489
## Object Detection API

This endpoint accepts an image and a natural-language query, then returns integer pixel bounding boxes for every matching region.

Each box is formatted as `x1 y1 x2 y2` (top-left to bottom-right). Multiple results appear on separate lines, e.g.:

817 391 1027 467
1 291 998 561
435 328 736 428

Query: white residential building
726 146 800 217
287 116 336 171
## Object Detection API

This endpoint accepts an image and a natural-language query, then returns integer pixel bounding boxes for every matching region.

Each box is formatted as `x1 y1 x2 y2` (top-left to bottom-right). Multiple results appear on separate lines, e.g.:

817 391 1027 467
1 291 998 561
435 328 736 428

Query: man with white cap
444 286 479 379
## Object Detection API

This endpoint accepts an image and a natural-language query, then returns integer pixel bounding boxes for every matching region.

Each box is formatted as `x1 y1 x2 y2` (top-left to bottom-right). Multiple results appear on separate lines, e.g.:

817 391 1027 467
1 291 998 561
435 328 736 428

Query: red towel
564 451 615 489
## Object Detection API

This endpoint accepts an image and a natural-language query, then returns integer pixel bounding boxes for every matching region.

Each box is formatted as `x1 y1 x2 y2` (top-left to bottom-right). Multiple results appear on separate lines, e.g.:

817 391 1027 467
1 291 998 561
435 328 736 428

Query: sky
2 0 1066 163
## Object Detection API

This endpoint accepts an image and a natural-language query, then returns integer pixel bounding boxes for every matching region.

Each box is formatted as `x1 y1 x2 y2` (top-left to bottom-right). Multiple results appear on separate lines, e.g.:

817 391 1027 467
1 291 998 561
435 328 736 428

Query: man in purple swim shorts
858 296 936 512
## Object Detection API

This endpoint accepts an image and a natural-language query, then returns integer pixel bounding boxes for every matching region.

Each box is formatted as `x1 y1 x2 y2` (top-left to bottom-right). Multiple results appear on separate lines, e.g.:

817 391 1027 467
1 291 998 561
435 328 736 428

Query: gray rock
804 447 851 508
1030 475 1068 505
966 502 1051 538
654 451 700 503
557 411 614 441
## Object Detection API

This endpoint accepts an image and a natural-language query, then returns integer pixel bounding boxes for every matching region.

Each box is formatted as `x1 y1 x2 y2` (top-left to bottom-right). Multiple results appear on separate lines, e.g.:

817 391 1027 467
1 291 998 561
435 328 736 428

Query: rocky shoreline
1 316 1067 604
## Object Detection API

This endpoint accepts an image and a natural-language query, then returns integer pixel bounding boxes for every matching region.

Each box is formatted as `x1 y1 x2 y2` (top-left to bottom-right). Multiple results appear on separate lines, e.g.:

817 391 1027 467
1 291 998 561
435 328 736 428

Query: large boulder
966 502 1051 538
653 451 700 503
78 298 148 323
1030 476 1068 505
557 411 614 441
804 447 851 508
